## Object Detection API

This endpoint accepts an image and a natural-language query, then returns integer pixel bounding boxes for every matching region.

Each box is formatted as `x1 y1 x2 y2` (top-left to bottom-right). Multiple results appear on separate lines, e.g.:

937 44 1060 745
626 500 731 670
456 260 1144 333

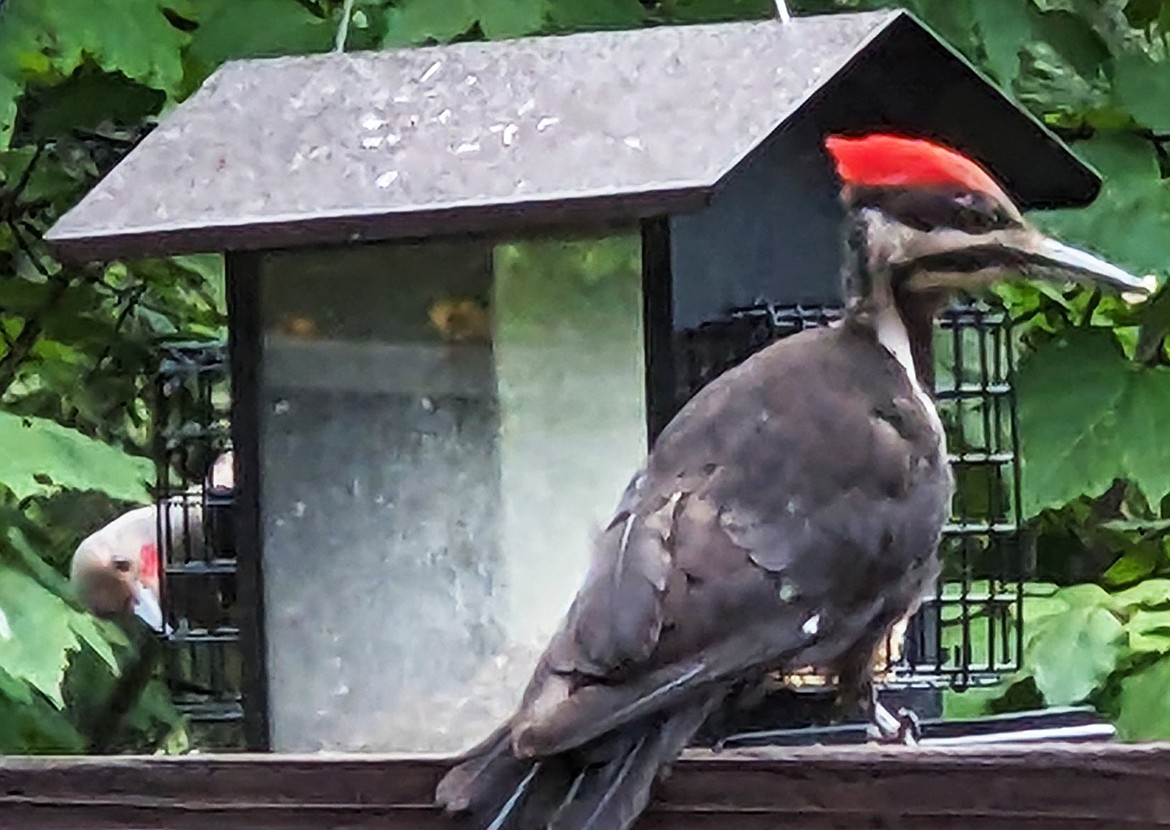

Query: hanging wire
334 0 356 52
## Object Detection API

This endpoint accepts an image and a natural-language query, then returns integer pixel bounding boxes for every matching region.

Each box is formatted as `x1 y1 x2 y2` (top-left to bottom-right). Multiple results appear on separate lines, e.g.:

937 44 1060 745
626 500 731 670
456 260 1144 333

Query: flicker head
70 530 163 631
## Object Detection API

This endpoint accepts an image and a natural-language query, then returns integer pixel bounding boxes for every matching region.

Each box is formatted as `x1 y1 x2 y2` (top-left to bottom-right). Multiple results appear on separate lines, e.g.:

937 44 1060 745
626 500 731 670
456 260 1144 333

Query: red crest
824 134 1004 197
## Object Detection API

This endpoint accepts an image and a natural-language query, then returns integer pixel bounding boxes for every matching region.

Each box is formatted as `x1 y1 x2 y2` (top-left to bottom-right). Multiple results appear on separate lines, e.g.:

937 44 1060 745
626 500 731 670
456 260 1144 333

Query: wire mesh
152 342 245 748
150 298 1023 746
674 299 1025 689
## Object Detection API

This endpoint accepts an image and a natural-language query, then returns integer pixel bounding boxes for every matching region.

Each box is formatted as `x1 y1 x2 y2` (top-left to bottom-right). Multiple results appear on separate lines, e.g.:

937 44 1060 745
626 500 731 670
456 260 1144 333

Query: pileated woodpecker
436 133 1147 830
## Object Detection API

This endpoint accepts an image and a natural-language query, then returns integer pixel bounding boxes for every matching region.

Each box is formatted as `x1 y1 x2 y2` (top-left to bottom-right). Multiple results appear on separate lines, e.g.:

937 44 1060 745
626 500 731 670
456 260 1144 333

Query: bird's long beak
1022 234 1150 296
908 228 1156 301
131 582 166 633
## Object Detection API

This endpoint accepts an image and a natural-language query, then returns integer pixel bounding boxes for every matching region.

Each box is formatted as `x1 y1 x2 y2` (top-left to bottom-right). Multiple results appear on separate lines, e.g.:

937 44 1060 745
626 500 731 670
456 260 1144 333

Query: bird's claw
867 702 920 745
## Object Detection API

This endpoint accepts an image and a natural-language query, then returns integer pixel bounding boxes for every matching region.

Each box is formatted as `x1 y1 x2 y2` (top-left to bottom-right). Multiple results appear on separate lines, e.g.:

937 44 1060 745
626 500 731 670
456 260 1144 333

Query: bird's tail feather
436 695 721 830
435 723 533 818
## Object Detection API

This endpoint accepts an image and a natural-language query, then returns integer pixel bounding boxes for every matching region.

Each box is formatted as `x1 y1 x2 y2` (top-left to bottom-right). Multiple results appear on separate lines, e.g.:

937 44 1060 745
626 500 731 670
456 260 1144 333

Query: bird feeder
48 9 1102 754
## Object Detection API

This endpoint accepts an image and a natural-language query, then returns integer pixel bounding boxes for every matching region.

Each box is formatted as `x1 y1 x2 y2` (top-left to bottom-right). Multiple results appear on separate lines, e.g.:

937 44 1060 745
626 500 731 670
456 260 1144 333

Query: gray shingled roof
47 10 1096 260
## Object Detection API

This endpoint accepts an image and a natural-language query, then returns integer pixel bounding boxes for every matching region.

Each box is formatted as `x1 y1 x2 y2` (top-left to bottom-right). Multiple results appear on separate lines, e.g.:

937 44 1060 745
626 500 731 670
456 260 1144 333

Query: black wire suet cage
675 299 1026 724
152 342 245 749
150 302 1028 745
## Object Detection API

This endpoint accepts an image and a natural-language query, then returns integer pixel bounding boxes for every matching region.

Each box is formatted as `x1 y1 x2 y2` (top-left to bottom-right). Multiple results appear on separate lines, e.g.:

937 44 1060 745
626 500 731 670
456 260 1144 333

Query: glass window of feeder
257 227 645 753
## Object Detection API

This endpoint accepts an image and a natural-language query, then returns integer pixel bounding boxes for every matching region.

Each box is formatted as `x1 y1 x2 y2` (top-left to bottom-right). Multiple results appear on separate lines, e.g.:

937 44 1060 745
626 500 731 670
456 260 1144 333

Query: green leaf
1029 9 1109 78
0 510 73 595
1033 135 1170 281
1023 593 1072 625
383 0 478 47
1116 656 1170 740
1113 51 1170 133
477 0 547 39
184 0 333 89
383 0 548 46
0 0 187 147
972 0 1035 83
0 566 80 707
0 665 85 753
64 608 121 675
942 685 1005 719
21 71 165 141
1015 39 1108 124
1126 608 1170 654
1017 330 1170 517
1058 582 1115 608
0 76 19 146
0 410 152 502
656 0 774 24
1113 579 1170 609
170 253 226 312
1103 546 1161 587
1025 603 1124 704
1119 371 1170 506
0 275 57 318
0 145 81 207
118 674 187 740
1135 284 1170 363
546 0 646 31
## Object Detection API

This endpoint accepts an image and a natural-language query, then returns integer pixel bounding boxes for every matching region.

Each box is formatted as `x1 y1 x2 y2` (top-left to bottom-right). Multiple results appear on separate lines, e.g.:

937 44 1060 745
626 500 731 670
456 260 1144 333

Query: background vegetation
0 0 1167 751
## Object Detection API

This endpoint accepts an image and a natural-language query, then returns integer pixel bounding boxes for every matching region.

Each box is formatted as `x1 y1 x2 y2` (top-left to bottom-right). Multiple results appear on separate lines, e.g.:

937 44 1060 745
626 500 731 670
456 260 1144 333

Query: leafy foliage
0 502 182 751
0 0 188 146
1 0 1168 750
183 0 334 93
0 411 152 501
966 578 1170 740
832 0 1170 735
1016 330 1170 516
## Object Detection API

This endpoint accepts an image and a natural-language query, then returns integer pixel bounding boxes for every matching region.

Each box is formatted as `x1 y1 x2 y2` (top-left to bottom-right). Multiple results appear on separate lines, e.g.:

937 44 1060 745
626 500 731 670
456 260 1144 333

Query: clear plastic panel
258 230 644 752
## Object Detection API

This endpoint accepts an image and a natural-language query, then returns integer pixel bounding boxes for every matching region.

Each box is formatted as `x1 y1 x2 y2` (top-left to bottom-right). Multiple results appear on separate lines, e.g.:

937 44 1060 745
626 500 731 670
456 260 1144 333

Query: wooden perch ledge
4 743 1170 829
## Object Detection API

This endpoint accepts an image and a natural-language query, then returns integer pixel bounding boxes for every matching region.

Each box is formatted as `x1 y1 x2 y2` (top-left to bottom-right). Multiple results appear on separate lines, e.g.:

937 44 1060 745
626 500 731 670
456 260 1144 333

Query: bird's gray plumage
437 318 950 829
435 131 1148 830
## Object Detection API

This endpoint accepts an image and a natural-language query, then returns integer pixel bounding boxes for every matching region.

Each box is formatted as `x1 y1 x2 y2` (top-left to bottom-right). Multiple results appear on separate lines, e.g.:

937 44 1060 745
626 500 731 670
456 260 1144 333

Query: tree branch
8 219 53 279
0 221 74 396
2 141 46 218
88 283 147 379
1080 289 1103 328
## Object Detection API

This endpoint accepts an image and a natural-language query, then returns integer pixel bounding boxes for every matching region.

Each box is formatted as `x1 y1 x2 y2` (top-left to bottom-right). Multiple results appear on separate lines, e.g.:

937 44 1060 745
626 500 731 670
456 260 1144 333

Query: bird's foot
866 701 920 746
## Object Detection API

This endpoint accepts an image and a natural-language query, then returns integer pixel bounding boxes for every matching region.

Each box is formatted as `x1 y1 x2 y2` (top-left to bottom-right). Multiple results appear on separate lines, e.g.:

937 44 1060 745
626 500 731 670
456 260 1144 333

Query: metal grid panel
910 304 1023 686
674 300 1024 689
153 342 245 748
152 302 1023 746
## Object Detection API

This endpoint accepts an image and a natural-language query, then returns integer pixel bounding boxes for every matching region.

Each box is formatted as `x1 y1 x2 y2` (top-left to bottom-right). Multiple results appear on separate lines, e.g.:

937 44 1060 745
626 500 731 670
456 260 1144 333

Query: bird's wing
510 324 950 757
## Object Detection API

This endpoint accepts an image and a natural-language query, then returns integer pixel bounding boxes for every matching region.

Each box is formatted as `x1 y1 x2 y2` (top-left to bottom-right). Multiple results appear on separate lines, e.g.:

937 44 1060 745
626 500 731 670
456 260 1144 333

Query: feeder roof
47 10 1099 260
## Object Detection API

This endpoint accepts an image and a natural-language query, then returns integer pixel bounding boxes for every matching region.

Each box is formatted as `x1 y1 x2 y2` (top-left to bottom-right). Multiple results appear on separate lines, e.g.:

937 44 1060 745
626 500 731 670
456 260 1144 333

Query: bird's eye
949 192 1015 233
112 557 133 573
955 207 992 231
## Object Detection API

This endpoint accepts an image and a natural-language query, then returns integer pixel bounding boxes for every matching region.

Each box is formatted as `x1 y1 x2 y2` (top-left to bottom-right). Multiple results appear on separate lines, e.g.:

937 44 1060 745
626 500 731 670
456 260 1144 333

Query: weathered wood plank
2 744 1169 829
